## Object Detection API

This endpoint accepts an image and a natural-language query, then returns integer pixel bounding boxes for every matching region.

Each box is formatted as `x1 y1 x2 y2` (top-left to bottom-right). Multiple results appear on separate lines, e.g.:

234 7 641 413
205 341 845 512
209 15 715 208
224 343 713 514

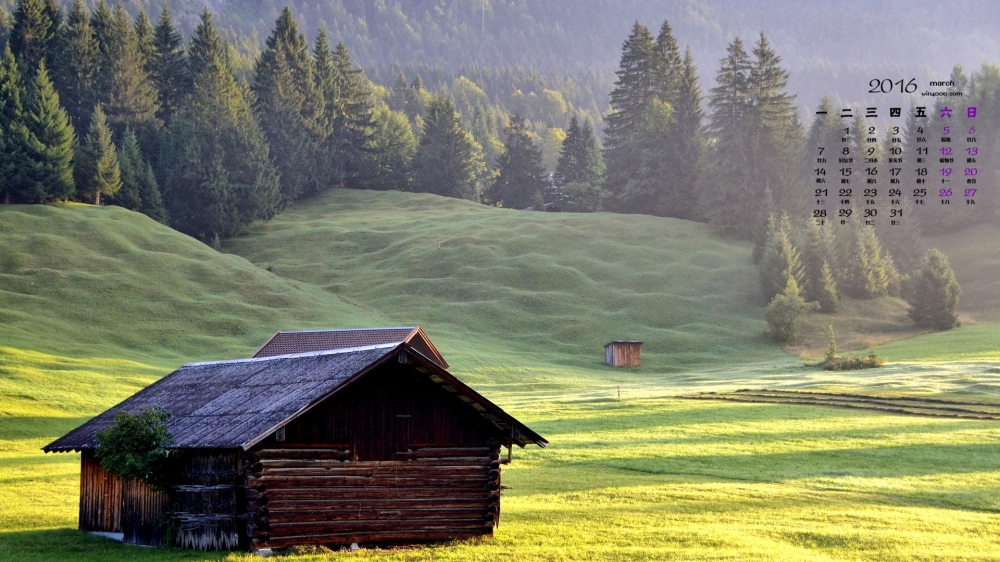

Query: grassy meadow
2 192 1000 561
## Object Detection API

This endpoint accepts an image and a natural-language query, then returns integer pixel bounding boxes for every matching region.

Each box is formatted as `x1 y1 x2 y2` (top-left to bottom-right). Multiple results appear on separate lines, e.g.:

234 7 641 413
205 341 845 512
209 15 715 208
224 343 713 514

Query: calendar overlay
812 101 980 227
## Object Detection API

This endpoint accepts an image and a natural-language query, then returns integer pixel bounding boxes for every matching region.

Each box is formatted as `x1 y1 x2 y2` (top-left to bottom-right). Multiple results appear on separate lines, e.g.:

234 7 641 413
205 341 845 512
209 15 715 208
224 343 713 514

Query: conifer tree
108 127 141 211
109 127 164 221
133 9 155 68
254 7 321 201
907 249 961 330
842 225 889 299
759 212 804 303
556 116 605 211
311 29 342 189
603 21 656 203
75 105 120 205
51 0 97 131
801 218 837 303
699 34 801 239
0 46 34 204
652 20 682 102
816 261 839 313
23 59 74 202
411 92 480 199
10 0 58 74
618 99 677 215
484 113 547 209
98 3 160 138
667 46 704 220
331 41 375 188
161 9 280 241
149 5 189 122
555 115 586 185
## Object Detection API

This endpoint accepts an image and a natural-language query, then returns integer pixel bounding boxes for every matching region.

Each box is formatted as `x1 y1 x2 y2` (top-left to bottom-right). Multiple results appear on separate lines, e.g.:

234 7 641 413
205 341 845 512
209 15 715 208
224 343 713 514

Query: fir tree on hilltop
254 7 321 202
411 92 482 200
23 59 75 202
484 113 547 209
75 104 120 205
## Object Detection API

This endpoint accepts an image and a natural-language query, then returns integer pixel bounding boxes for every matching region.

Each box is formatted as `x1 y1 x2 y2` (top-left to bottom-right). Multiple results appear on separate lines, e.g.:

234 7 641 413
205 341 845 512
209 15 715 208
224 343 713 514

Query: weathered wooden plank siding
173 451 244 550
606 343 641 367
121 479 170 546
247 446 501 549
273 364 500 460
79 450 122 533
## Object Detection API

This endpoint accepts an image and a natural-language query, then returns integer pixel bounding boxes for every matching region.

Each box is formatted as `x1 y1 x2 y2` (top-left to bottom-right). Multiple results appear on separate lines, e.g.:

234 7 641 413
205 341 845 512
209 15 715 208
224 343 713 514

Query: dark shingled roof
44 343 545 453
253 327 449 368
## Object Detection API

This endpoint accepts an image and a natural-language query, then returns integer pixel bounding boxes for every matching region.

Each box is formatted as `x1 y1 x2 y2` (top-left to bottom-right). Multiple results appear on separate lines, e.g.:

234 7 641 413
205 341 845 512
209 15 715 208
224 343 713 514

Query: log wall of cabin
245 445 502 550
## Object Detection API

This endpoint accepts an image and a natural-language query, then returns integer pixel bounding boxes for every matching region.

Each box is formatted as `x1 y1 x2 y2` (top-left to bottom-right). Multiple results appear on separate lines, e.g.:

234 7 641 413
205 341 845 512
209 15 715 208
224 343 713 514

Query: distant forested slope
2 0 996 116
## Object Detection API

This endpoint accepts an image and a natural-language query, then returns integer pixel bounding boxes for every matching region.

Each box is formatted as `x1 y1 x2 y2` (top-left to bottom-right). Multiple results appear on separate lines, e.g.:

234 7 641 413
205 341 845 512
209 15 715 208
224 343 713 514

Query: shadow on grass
0 529 229 562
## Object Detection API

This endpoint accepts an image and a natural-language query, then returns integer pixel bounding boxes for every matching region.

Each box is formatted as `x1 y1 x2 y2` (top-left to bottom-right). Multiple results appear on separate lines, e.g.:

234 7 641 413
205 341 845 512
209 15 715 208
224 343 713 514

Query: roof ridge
186 343 400 367
276 326 417 334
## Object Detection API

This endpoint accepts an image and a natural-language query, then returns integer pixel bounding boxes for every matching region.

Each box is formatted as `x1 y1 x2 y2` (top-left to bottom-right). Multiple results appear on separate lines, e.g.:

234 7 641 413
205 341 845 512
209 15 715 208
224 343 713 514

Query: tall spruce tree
149 5 189 123
51 0 97 131
331 41 375 188
254 7 321 201
556 116 605 211
484 113 547 209
161 9 280 241
698 33 801 239
23 59 74 202
311 29 342 189
10 0 58 74
907 249 961 330
759 211 805 303
133 9 155 68
555 115 585 185
652 20 682 102
98 3 160 139
411 92 480 199
618 99 678 215
603 21 656 204
667 46 704 220
0 45 34 204
75 104 120 205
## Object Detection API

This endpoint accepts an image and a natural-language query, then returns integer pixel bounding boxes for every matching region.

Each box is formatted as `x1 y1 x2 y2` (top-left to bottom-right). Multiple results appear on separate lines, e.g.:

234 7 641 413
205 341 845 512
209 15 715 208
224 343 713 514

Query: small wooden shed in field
604 340 642 367
44 334 546 551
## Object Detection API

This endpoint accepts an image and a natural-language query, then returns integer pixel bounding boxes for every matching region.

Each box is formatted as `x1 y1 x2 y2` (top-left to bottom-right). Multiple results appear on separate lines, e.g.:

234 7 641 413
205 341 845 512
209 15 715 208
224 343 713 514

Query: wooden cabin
252 326 449 368
604 340 642 367
45 340 546 551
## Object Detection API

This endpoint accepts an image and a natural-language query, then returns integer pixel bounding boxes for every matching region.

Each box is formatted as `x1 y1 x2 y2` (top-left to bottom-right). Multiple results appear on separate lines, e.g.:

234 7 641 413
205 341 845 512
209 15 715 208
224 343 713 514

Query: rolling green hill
223 189 781 373
0 203 383 366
